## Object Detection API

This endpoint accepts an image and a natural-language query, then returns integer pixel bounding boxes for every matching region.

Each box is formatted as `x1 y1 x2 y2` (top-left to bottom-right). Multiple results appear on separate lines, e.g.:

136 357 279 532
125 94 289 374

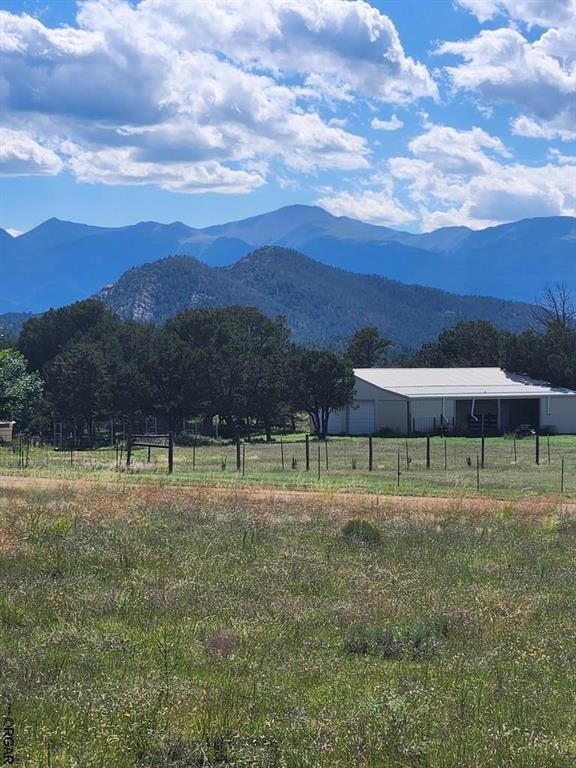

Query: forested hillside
99 246 534 348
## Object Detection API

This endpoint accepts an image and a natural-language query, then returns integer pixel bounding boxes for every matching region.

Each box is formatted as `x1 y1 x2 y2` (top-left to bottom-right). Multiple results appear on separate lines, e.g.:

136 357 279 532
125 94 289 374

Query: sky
1 0 576 235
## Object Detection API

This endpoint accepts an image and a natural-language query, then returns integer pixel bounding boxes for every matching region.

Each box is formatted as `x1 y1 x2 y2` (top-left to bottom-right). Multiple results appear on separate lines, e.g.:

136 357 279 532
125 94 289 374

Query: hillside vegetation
99 246 533 347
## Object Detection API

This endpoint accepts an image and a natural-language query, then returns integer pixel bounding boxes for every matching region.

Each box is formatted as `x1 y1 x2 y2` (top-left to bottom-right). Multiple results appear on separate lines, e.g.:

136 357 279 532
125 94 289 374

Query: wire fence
1 433 575 497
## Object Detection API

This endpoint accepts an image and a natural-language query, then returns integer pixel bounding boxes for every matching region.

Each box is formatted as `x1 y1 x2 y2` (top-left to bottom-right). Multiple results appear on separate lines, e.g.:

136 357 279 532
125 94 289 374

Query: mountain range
1 205 575 317
97 246 534 348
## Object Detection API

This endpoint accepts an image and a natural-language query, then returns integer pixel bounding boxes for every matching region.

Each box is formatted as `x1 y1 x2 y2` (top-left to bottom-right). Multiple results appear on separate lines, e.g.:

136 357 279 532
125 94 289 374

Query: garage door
349 401 375 435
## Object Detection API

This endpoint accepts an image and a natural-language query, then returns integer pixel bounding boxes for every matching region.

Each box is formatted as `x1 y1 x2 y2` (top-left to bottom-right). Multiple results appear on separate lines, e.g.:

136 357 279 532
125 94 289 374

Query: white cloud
323 123 576 232
0 128 63 176
438 14 576 141
316 188 416 226
389 125 576 228
371 115 404 131
66 147 265 194
511 114 576 141
0 0 435 193
408 124 510 174
455 0 575 28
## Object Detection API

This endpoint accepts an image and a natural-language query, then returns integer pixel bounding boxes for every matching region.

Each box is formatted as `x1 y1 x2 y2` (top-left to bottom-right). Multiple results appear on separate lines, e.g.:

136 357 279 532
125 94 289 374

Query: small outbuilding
0 421 15 444
328 368 576 436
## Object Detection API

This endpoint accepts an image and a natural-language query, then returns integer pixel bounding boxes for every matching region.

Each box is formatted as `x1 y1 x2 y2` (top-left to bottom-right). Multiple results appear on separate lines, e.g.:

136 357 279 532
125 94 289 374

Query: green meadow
1 481 575 766
2 433 576 498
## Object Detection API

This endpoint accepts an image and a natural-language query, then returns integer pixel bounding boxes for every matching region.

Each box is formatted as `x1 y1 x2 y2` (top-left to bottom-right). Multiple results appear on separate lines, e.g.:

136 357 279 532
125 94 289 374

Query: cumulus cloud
316 187 416 226
455 0 575 27
371 115 404 131
388 125 576 229
320 123 576 231
0 128 63 176
408 124 510 174
438 7 576 141
0 0 434 193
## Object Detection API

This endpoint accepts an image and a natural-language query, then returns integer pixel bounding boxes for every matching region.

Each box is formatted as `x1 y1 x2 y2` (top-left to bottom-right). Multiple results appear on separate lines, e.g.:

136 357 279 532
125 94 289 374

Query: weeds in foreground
1 485 575 766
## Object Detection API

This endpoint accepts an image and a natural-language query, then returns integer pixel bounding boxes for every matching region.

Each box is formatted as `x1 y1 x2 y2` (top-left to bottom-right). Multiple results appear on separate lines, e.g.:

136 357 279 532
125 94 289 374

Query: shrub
341 519 382 546
343 620 443 661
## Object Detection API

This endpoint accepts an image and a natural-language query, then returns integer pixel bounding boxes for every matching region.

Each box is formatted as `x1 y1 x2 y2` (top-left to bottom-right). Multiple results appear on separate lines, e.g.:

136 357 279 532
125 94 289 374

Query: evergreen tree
290 347 354 439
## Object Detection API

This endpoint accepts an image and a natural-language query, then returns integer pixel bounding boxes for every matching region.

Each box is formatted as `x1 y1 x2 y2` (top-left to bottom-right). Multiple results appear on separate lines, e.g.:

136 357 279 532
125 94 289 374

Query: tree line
2 301 369 442
1 285 574 443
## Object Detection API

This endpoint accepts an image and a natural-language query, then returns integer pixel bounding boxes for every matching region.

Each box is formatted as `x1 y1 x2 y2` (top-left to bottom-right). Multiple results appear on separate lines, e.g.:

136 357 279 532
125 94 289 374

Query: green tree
290 347 355 439
144 327 201 432
0 349 44 427
410 320 506 367
345 326 390 367
18 299 111 372
168 306 292 439
44 339 111 445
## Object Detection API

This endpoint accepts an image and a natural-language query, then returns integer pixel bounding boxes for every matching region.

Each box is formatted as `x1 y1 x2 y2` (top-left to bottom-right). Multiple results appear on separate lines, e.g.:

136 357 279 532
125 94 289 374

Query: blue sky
1 0 575 234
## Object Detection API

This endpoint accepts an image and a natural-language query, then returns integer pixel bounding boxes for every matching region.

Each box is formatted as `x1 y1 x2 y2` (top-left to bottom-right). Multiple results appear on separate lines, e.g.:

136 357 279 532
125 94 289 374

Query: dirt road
1 473 574 521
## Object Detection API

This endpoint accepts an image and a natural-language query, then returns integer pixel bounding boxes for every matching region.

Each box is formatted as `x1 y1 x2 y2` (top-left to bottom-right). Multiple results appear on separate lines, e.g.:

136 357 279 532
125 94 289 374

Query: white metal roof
354 367 576 399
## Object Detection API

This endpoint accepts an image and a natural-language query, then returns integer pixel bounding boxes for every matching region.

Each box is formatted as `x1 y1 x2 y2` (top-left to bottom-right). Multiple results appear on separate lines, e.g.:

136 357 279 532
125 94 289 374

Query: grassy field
1 481 576 766
2 433 576 499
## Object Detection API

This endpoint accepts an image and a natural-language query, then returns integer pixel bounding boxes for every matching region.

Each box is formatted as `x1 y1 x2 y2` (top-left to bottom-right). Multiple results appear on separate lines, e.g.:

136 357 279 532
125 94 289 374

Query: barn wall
376 400 406 434
540 396 576 434
410 398 455 434
354 379 404 400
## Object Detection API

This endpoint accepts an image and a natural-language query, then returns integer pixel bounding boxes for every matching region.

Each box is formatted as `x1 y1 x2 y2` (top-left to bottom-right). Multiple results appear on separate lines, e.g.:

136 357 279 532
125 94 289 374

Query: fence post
444 439 447 470
561 456 565 494
317 444 321 480
535 433 540 466
397 450 401 487
280 439 285 470
368 436 373 472
426 435 430 469
481 435 485 469
476 454 480 492
305 434 310 472
325 440 329 471
126 430 132 467
547 434 551 465
513 435 517 464
236 437 241 472
242 444 246 477
192 443 196 471
168 432 174 474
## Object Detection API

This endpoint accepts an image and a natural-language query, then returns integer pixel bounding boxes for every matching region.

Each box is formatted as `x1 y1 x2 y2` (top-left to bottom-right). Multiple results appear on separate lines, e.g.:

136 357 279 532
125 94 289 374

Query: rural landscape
2 0 576 766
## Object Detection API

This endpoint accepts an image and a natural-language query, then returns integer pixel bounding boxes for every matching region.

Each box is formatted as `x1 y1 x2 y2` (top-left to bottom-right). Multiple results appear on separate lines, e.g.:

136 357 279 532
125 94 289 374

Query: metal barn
328 368 576 436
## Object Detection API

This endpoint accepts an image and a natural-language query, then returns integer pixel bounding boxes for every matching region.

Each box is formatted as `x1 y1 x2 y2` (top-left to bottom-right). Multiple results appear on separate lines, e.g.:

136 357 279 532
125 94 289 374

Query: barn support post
168 432 174 474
